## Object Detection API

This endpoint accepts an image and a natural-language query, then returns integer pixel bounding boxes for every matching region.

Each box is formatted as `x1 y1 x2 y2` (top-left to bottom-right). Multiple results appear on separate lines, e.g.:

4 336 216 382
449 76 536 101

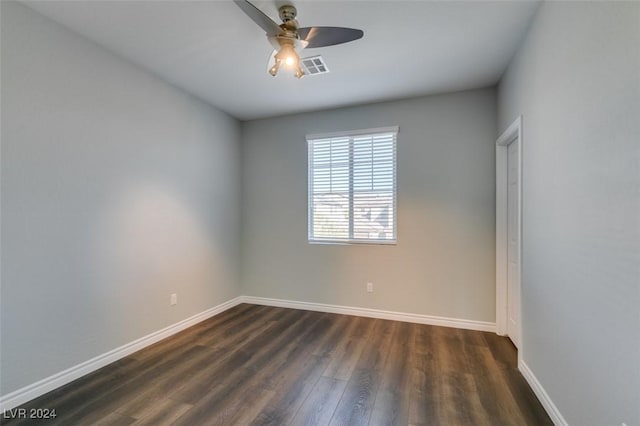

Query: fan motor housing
279 5 297 23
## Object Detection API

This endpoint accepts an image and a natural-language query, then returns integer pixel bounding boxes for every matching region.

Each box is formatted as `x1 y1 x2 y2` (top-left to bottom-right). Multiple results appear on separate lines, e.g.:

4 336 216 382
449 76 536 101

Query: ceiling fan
234 0 364 78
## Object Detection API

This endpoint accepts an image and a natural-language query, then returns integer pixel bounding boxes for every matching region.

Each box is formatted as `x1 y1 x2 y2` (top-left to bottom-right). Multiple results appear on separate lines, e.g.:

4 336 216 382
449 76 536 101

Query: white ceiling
25 0 540 120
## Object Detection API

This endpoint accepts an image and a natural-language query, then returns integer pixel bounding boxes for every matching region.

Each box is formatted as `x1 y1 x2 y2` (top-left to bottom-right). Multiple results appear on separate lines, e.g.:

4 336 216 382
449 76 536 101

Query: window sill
308 239 397 246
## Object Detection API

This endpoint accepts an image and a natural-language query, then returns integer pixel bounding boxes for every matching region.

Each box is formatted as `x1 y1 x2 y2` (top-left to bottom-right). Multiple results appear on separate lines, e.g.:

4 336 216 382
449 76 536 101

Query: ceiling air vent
301 56 330 76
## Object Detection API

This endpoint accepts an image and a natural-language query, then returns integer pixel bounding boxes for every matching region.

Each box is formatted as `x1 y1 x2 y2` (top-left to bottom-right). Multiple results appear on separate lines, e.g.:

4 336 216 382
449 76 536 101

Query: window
307 127 397 244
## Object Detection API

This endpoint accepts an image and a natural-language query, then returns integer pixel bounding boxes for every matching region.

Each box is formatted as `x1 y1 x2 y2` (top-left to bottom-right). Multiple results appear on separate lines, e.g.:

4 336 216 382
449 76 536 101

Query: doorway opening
496 116 522 357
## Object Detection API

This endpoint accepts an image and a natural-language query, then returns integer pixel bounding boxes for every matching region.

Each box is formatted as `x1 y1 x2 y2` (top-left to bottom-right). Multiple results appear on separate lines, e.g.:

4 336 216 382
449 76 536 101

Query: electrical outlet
170 293 177 306
366 282 373 293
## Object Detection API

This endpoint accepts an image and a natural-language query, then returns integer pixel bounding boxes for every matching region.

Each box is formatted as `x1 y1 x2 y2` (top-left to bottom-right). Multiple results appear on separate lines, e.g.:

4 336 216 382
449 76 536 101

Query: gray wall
241 89 497 322
1 2 241 395
498 2 640 425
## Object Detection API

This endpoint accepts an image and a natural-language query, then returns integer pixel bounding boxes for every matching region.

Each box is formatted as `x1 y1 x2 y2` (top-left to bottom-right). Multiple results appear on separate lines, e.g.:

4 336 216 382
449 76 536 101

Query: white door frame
496 116 522 350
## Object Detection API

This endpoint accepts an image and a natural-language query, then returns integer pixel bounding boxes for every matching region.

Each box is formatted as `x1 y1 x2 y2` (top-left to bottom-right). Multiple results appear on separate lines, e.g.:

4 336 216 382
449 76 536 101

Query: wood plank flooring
1 304 552 425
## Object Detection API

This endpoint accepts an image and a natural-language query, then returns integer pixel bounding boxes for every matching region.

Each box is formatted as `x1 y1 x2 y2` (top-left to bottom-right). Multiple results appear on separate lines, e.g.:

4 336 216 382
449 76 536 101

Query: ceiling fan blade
297 27 364 49
234 0 282 36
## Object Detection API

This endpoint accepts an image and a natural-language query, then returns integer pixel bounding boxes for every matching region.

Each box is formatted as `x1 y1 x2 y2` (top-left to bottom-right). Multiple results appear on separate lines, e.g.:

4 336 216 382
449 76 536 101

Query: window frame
307 126 398 245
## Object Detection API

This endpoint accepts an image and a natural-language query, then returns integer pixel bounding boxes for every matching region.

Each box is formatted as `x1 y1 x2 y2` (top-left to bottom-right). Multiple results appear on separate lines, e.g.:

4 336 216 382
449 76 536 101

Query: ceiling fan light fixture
271 41 305 79
277 43 297 66
234 0 363 80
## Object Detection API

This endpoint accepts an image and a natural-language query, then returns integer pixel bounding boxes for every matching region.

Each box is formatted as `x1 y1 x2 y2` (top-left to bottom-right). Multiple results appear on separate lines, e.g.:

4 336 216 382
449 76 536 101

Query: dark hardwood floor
1 304 552 425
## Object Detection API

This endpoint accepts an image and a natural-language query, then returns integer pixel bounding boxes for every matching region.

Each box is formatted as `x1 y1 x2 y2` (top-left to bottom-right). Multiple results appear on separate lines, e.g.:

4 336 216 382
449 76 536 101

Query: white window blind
307 127 397 244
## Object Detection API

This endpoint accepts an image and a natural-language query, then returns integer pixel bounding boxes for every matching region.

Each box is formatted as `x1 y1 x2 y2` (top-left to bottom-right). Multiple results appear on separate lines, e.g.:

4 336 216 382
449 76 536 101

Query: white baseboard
519 360 567 426
240 296 496 332
0 296 243 411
